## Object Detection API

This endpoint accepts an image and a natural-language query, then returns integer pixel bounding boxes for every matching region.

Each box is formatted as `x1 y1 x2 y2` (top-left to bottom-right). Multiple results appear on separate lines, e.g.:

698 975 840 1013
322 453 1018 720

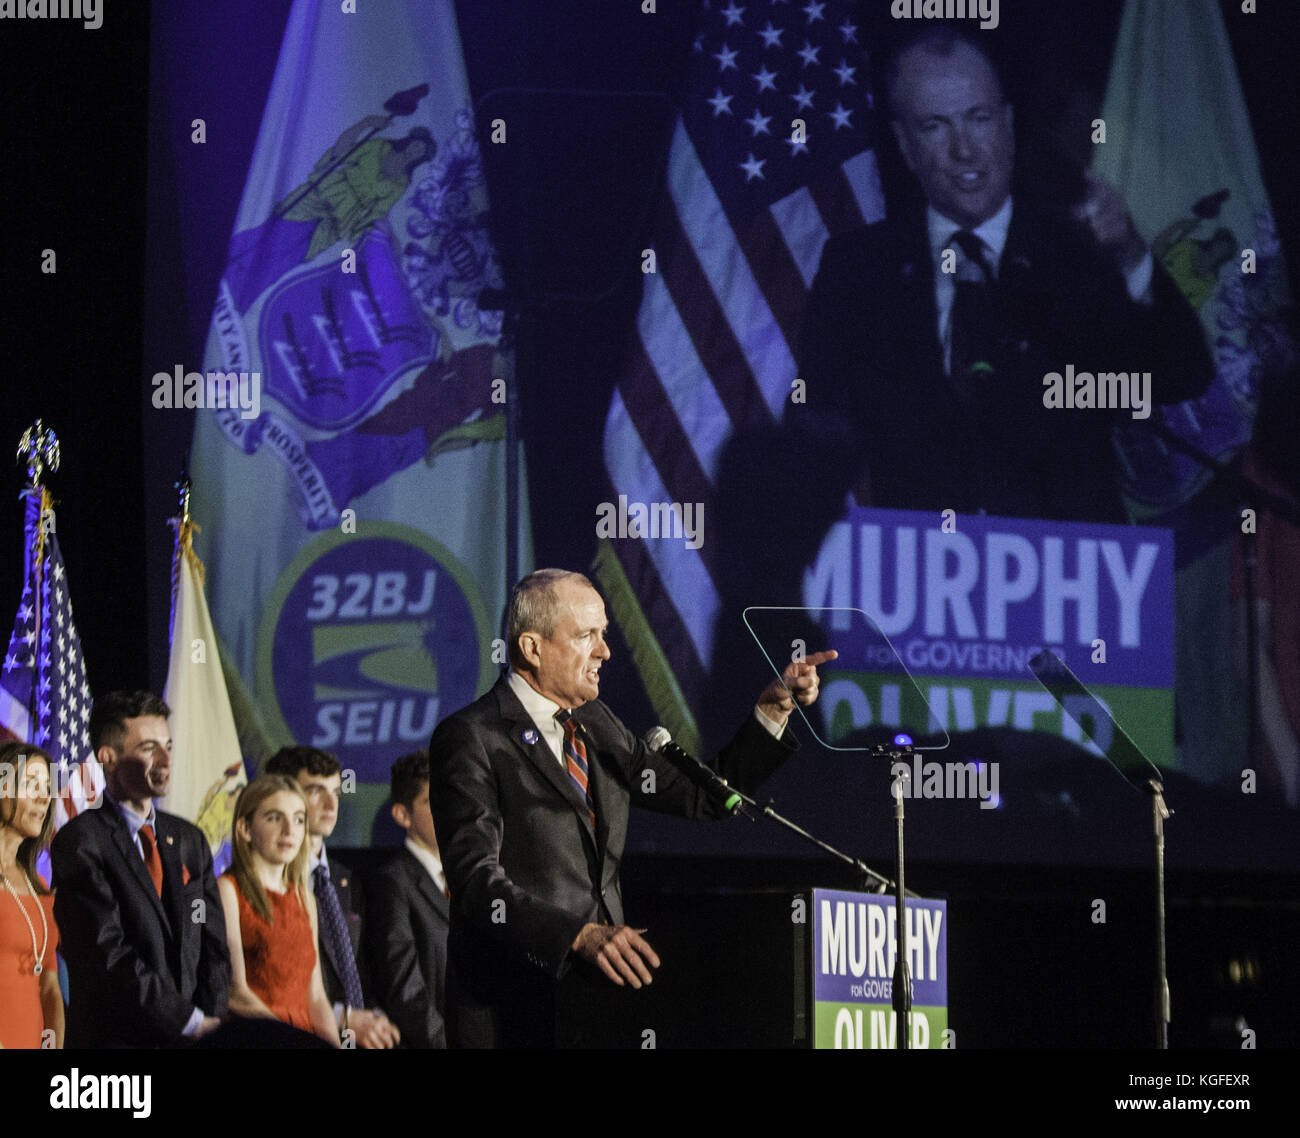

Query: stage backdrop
186 0 528 844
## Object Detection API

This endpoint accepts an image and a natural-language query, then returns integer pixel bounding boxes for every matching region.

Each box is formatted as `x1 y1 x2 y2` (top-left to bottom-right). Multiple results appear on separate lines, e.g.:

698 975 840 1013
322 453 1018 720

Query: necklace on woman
1 862 49 976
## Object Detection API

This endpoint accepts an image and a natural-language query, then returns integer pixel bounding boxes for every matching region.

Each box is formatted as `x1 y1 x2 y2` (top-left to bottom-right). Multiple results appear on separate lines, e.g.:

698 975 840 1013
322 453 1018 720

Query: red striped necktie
139 823 164 897
555 709 596 827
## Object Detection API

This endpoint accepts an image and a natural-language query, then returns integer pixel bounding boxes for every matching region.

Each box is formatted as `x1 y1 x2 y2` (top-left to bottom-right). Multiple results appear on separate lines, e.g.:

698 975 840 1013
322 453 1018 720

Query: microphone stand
874 741 914 1050
655 741 912 896
1150 777 1171 1049
1030 649 1177 1049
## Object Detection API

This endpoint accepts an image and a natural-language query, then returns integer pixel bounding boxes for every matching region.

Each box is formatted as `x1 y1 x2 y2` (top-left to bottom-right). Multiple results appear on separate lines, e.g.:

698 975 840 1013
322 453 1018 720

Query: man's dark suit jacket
796 199 1214 522
51 802 230 1048
316 851 368 1009
367 847 450 1049
428 674 796 1047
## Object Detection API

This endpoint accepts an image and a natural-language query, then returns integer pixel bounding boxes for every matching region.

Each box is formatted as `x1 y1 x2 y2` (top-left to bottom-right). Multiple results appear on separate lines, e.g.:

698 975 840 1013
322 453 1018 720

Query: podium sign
811 888 948 1049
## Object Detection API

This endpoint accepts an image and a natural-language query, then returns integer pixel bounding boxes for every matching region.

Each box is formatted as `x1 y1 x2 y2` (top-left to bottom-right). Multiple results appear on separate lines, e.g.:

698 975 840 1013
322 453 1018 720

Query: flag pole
14 420 59 740
167 472 195 643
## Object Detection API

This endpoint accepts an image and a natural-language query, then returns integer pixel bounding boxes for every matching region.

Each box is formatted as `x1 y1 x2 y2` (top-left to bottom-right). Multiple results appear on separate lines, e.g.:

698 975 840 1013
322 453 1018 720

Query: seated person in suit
367 749 450 1048
263 746 399 1048
51 691 229 1047
217 775 338 1046
0 743 62 1049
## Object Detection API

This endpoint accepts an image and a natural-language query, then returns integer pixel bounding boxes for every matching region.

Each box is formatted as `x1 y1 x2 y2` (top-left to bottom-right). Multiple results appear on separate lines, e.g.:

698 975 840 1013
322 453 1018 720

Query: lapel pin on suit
165 835 174 845
522 728 538 745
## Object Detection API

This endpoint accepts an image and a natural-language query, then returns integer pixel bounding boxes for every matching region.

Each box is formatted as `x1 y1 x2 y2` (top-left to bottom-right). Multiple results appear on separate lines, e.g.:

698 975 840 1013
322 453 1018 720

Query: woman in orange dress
0 743 62 1049
217 774 338 1045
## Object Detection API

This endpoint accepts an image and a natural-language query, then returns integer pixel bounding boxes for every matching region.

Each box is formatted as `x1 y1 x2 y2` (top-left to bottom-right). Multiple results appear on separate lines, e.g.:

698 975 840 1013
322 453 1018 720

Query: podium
553 888 948 1048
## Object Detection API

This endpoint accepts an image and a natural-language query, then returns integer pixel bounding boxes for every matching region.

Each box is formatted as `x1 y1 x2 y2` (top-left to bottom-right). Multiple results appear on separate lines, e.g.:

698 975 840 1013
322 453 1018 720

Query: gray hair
506 569 596 668
885 26 1005 121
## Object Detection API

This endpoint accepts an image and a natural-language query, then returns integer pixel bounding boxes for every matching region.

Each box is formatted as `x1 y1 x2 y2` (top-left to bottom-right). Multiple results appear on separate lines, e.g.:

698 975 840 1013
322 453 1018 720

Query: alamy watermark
0 756 101 808
1042 365 1151 420
890 0 999 32
596 494 704 550
0 0 102 30
890 755 1000 809
151 366 261 420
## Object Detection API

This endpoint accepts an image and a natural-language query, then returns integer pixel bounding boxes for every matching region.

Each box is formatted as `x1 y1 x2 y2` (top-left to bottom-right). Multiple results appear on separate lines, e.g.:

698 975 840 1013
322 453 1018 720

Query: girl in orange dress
0 743 62 1049
217 774 338 1045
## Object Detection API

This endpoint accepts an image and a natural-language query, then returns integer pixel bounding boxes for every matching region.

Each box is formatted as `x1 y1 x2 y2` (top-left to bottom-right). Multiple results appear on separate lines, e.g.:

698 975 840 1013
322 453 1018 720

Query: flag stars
739 152 767 182
791 83 816 110
757 21 783 49
838 18 858 44
752 64 778 93
707 88 736 117
827 102 852 130
714 43 739 72
833 59 857 87
795 40 821 68
744 108 773 136
785 134 810 157
803 0 826 23
721 1 745 26
693 32 706 54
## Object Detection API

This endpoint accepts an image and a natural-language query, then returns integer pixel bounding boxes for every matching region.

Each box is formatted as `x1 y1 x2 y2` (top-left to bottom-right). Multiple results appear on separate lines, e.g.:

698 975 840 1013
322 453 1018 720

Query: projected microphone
642 727 743 814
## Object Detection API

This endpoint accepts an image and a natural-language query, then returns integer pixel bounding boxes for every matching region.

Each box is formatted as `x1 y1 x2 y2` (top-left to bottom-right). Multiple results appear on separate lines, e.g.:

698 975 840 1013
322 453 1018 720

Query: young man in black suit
795 26 1213 523
264 745 399 1048
429 569 835 1047
51 691 230 1047
367 749 450 1048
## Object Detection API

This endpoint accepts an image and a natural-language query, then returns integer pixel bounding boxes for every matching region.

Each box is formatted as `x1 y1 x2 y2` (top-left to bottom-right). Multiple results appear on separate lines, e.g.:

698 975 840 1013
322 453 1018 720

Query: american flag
1 489 101 826
599 0 883 751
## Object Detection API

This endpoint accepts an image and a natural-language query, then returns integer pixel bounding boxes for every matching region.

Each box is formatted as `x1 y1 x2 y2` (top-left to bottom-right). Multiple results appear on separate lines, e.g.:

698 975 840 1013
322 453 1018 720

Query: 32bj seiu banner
188 0 528 843
802 507 1175 767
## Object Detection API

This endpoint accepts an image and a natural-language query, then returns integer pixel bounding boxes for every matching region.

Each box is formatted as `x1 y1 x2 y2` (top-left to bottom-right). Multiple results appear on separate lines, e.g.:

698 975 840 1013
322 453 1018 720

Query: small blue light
893 733 913 747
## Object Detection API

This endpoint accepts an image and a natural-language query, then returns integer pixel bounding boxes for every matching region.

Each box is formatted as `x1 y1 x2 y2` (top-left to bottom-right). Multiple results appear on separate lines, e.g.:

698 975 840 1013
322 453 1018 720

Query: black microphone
642 727 743 814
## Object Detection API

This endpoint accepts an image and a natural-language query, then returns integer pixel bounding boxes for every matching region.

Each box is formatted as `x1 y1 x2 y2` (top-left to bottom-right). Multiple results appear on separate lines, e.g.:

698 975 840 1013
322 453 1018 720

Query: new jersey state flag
1093 0 1296 803
188 0 529 844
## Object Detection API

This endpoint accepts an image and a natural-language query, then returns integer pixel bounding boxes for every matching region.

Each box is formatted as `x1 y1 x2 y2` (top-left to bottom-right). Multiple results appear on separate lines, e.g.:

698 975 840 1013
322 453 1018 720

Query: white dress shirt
927 195 1154 374
505 668 784 772
405 836 447 897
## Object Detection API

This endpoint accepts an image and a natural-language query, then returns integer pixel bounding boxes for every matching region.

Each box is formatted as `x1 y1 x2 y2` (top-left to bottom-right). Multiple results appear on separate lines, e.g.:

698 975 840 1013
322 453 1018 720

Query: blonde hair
229 774 311 924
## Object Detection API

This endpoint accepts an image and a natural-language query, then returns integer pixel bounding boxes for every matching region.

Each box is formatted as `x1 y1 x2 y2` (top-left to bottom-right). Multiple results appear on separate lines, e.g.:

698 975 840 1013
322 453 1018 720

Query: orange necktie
139 824 164 897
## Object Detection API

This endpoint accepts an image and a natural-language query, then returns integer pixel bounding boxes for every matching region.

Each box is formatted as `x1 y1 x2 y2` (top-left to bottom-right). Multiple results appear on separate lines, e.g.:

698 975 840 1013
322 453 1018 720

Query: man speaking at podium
428 568 834 1047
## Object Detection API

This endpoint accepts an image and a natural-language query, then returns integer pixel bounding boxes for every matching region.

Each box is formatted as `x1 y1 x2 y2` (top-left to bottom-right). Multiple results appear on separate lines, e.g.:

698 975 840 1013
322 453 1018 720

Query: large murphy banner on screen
812 889 948 1049
802 508 1175 767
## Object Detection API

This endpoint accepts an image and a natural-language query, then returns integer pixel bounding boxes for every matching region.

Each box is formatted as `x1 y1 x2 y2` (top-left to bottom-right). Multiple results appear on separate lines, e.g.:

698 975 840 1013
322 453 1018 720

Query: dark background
1 0 1297 1046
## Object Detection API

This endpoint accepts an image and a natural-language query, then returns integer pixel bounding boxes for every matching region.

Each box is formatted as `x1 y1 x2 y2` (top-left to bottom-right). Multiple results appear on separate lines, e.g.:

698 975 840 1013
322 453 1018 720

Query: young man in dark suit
429 569 835 1047
795 26 1213 523
51 691 230 1047
367 749 450 1048
264 745 399 1048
